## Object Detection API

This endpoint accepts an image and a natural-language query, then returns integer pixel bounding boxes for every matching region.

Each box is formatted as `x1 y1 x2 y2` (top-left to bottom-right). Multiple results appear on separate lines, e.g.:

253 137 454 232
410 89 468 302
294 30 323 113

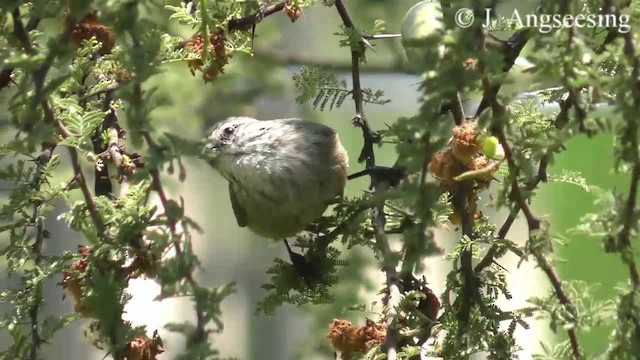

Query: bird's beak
200 142 221 164
203 143 220 152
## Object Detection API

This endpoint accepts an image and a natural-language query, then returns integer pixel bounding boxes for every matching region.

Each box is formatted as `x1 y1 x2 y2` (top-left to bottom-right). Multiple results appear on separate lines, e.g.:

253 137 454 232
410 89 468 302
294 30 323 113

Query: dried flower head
463 57 478 71
124 331 164 360
284 3 302 22
380 275 440 327
328 318 387 359
428 149 464 191
452 121 479 164
184 30 230 83
70 13 115 55
60 246 92 317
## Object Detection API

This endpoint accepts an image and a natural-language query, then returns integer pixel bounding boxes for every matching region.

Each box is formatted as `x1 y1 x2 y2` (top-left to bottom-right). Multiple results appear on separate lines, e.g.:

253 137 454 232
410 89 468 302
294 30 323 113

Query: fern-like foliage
256 246 344 315
293 66 390 111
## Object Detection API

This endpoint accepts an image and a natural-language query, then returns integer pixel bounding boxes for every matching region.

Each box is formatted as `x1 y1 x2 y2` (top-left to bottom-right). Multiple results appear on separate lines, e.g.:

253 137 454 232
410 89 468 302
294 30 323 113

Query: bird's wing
228 183 248 227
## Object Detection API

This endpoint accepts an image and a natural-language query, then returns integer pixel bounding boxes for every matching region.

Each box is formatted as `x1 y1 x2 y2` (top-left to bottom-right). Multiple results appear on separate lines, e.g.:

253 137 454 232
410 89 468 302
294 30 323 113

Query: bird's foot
347 165 405 187
283 239 321 287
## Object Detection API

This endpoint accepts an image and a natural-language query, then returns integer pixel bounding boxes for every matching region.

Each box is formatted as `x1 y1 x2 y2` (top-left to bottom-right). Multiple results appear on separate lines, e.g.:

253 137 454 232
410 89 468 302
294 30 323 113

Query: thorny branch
7 9 52 359
474 29 531 118
610 0 640 289
475 21 623 274
227 1 286 31
476 22 582 358
0 9 40 89
447 89 490 337
333 0 398 358
142 130 207 344
495 125 582 359
27 150 52 360
474 94 575 274
334 0 380 167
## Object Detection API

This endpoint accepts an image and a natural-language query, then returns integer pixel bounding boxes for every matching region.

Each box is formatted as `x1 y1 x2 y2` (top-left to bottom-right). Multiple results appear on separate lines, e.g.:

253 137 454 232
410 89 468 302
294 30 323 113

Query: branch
494 115 582 360
67 147 108 236
449 92 465 125
142 131 207 343
333 1 397 358
475 20 625 273
0 12 40 89
27 145 54 360
475 20 582 358
227 2 286 31
44 100 109 241
334 0 379 167
474 29 531 118
619 158 640 288
452 181 484 335
315 202 372 252
609 4 640 289
444 88 486 334
1 8 39 90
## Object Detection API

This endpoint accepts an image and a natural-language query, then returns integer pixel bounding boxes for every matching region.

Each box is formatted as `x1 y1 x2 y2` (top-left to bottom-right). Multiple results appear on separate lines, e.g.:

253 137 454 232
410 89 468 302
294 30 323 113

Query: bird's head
201 116 260 165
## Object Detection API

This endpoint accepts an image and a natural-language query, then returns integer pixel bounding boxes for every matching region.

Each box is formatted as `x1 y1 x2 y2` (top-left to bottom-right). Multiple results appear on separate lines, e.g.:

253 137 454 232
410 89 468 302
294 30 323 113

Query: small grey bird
203 116 349 239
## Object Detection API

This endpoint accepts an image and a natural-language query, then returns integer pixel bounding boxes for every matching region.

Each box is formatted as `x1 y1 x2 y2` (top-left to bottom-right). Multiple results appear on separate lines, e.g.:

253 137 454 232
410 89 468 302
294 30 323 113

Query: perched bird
203 116 349 240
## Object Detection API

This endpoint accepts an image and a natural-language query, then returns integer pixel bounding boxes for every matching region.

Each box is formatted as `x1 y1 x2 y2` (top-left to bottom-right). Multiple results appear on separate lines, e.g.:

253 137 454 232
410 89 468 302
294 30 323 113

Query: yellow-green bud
478 135 505 160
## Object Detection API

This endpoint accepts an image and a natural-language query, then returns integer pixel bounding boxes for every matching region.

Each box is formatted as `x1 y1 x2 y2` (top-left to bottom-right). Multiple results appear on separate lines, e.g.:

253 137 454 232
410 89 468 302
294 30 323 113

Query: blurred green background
0 0 635 359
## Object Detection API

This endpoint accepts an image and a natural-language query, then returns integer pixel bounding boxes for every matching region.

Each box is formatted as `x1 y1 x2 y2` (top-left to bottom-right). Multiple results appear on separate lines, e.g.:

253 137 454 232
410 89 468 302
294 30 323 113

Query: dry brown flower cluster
60 246 165 359
327 318 387 359
428 121 498 224
83 323 164 360
70 13 115 55
284 3 302 22
60 246 92 317
184 30 231 83
381 277 441 323
123 332 165 360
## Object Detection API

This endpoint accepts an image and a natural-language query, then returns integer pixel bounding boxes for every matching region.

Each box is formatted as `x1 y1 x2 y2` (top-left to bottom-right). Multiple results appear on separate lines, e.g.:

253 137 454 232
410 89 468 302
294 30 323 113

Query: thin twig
67 146 108 235
142 131 207 342
27 144 54 360
474 29 531 118
474 17 622 273
446 87 484 333
334 0 379 166
494 126 582 359
452 181 482 335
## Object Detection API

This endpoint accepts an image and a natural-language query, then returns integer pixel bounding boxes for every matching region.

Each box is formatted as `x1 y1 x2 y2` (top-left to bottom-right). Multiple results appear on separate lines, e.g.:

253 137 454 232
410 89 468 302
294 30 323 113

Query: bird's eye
223 126 235 136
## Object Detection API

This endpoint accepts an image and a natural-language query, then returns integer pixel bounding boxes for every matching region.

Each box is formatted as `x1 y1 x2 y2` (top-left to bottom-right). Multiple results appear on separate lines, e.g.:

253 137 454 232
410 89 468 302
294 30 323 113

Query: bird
202 116 349 279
